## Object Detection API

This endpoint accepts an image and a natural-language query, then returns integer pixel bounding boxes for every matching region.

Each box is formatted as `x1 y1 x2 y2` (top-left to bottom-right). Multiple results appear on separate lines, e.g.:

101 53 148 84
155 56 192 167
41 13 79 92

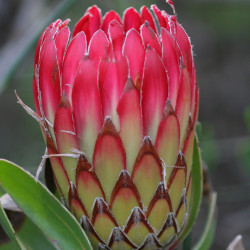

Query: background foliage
0 0 249 249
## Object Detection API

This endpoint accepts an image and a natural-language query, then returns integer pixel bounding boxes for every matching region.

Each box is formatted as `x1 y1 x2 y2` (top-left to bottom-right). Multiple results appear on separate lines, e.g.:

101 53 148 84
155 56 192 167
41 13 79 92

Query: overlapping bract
33 3 199 249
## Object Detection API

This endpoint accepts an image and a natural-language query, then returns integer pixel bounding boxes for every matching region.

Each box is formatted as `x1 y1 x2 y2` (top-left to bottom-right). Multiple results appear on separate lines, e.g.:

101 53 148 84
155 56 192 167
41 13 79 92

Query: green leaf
0 203 24 250
178 135 203 243
0 187 5 197
193 192 217 250
0 213 57 250
0 159 92 250
0 240 18 250
18 216 58 250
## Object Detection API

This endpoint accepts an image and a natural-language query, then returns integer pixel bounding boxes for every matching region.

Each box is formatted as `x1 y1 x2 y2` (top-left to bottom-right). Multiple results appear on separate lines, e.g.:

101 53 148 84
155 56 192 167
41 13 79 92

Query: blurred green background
0 0 249 249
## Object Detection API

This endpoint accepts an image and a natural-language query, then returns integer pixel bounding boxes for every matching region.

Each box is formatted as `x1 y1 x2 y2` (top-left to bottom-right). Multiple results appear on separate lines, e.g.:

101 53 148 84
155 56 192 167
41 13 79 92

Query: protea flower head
32 1 199 249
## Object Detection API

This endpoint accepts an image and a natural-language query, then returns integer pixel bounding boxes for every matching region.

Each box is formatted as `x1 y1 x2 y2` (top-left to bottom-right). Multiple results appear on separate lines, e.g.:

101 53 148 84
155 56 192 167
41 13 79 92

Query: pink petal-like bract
33 2 199 249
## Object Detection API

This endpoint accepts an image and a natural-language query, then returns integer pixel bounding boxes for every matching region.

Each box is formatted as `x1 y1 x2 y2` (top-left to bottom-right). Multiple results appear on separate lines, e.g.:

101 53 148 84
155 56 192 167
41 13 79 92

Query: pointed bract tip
69 182 77 198
142 136 153 147
59 19 70 29
83 54 89 60
138 233 162 249
104 116 112 124
119 169 130 179
76 154 91 175
58 93 70 108
135 136 161 165
99 117 119 137
180 57 186 69
109 228 123 244
108 227 137 248
80 215 88 227
175 152 187 172
123 78 135 92
92 197 118 226
166 151 187 188
130 207 144 223
93 197 105 207
147 44 152 50
157 213 178 241
187 114 194 131
110 169 143 210
124 206 153 234
157 182 166 194
175 152 187 168
146 182 173 217
54 19 62 27
163 99 175 117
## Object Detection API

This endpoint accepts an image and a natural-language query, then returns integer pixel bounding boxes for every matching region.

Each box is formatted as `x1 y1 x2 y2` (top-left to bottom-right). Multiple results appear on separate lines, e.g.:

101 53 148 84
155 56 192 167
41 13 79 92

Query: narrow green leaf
0 240 18 250
0 159 92 250
0 203 24 250
193 192 217 250
0 213 57 250
18 216 57 250
178 135 203 243
0 186 5 197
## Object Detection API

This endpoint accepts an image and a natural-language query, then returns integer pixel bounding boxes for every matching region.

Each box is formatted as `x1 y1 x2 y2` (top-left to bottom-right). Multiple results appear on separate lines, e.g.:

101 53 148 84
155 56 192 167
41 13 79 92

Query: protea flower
32 2 199 249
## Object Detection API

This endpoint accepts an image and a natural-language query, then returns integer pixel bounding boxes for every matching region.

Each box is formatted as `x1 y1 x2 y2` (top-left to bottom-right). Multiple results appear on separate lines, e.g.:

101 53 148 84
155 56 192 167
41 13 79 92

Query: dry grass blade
227 235 245 250
15 90 44 127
